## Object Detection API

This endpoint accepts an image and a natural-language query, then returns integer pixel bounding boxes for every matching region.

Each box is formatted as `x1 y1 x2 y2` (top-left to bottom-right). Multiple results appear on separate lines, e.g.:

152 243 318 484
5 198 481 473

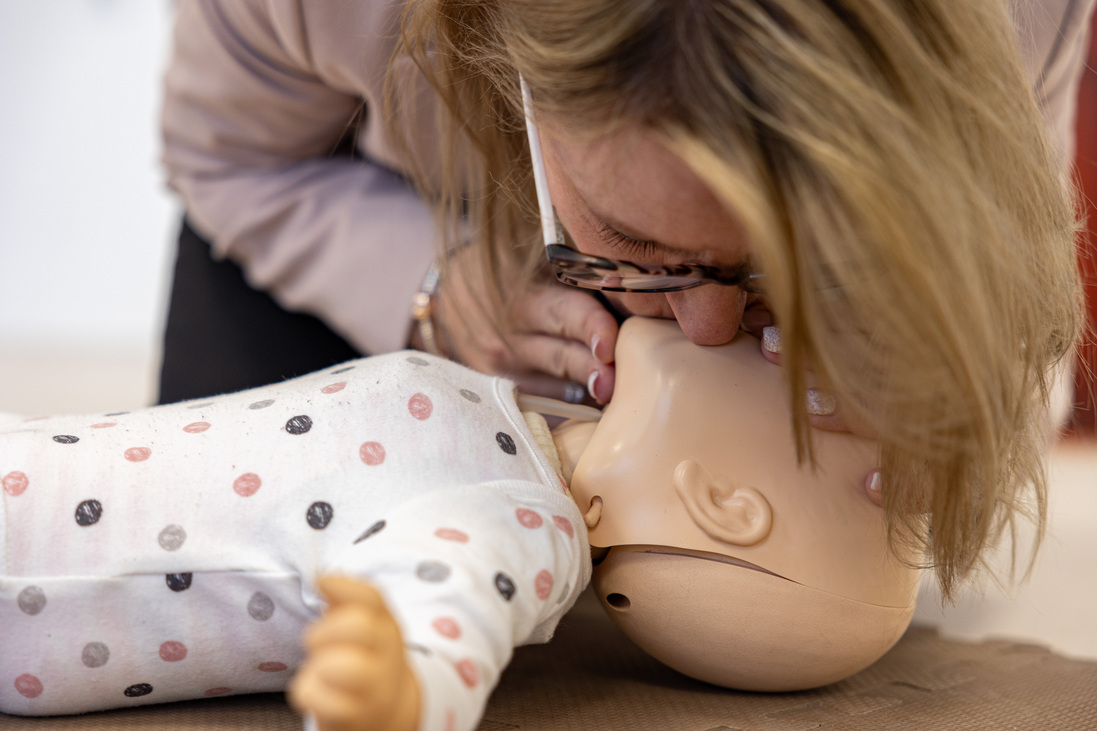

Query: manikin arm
289 577 420 731
289 482 589 731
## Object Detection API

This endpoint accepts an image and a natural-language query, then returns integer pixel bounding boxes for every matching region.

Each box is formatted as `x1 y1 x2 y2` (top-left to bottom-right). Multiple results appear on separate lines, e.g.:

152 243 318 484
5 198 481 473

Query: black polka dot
306 501 334 530
249 399 275 410
165 573 193 592
285 415 313 435
75 499 103 526
53 434 79 444
352 520 386 544
331 366 355 375
495 572 516 601
123 683 153 698
459 389 481 403
496 432 517 455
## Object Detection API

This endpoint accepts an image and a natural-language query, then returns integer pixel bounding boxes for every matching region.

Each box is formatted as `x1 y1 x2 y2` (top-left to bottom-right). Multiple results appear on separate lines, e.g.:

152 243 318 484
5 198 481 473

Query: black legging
157 219 362 404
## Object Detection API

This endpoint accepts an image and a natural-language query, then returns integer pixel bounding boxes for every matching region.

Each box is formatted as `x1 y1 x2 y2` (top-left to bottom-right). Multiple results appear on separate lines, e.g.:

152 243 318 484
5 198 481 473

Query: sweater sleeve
320 480 591 731
1012 0 1097 170
160 0 437 355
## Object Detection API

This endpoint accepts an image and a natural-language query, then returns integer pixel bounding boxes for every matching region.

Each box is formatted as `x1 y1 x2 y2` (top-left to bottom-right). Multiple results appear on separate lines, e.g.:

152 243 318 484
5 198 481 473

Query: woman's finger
511 283 620 367
760 325 782 366
508 333 616 404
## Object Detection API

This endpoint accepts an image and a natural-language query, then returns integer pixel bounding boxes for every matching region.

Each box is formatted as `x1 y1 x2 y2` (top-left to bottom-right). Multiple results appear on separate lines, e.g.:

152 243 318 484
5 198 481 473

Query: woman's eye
595 221 659 259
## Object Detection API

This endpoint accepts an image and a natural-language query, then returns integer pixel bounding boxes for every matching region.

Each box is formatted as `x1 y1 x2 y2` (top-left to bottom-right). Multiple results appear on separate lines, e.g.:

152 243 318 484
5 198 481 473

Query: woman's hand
429 247 618 405
742 299 883 507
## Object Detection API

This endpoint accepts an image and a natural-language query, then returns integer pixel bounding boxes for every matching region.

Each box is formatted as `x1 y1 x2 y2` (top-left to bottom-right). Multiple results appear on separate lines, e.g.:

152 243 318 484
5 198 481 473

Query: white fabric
0 353 590 730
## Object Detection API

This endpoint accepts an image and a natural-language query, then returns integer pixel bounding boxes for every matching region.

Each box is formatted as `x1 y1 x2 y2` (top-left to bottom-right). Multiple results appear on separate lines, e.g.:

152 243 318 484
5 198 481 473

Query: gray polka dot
459 389 482 404
247 592 276 621
406 356 430 366
331 366 355 375
82 642 110 668
416 561 451 583
157 524 187 551
187 402 214 410
17 586 46 615
249 399 275 410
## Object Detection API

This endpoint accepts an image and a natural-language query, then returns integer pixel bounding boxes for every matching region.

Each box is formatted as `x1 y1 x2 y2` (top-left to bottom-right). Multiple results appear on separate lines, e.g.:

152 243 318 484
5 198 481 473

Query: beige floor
3 345 1096 662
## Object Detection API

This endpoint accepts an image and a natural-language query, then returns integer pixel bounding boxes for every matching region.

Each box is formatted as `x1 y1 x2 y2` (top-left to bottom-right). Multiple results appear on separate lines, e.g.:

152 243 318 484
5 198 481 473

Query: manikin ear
673 460 773 546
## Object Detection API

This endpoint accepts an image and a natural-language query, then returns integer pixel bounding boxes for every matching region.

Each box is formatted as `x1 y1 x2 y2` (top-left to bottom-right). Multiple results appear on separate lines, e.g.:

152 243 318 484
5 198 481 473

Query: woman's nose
666 286 746 346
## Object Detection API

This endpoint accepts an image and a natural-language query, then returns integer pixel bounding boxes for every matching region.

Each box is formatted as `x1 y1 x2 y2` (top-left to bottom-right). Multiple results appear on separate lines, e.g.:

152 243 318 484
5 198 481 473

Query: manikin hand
429 245 618 405
288 576 420 731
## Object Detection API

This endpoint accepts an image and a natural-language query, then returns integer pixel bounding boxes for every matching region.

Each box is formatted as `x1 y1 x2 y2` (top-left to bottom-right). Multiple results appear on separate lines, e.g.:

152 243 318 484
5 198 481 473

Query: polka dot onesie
0 352 590 730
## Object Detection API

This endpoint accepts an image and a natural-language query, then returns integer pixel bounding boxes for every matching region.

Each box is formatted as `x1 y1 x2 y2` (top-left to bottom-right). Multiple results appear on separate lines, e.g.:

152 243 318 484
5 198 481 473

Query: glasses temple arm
519 74 561 249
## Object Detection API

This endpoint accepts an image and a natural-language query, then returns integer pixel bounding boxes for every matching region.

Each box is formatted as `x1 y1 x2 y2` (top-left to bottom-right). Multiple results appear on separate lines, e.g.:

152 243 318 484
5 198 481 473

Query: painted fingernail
563 382 586 404
867 470 882 493
806 388 836 416
590 333 602 361
762 326 782 354
587 371 601 402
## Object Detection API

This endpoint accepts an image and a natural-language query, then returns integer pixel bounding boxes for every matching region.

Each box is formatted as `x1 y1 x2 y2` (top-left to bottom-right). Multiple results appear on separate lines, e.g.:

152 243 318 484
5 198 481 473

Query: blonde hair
391 0 1080 601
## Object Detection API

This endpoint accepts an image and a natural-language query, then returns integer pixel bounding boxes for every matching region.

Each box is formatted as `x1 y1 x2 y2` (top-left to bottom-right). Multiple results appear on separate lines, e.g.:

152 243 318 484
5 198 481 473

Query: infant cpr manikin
559 317 922 691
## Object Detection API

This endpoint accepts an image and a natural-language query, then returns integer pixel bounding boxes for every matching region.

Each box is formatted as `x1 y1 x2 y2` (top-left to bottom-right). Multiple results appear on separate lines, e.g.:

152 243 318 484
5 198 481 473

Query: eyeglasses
519 75 765 294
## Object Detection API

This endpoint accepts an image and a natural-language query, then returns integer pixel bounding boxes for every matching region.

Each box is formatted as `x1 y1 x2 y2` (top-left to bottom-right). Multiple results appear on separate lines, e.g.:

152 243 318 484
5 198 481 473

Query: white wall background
0 1 178 412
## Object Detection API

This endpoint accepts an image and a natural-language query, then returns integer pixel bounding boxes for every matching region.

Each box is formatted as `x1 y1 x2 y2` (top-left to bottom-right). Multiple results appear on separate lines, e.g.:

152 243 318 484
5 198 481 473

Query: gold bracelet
411 261 442 356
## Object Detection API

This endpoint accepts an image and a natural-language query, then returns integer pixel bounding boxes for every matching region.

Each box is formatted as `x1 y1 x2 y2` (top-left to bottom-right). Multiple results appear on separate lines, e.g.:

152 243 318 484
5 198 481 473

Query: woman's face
541 124 754 345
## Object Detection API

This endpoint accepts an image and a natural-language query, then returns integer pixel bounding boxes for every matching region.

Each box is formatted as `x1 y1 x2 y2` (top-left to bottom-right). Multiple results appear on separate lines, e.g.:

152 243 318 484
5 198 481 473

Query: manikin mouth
591 544 787 580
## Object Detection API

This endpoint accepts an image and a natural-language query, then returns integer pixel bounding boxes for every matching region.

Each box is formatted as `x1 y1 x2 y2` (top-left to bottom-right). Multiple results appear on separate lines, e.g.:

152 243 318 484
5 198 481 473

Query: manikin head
553 317 922 691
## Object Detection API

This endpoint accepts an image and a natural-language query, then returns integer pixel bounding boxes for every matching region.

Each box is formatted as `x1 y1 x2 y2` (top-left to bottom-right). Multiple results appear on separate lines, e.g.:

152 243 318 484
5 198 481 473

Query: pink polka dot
321 382 347 394
234 473 262 497
90 422 117 429
23 416 48 423
535 570 554 601
3 471 28 497
124 447 151 462
359 441 386 466
408 393 433 420
258 661 287 673
432 617 461 639
516 508 543 529
183 421 210 434
455 658 479 688
14 673 43 699
552 516 575 539
445 709 456 731
434 528 469 543
159 641 188 662
557 474 569 494
204 687 232 697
